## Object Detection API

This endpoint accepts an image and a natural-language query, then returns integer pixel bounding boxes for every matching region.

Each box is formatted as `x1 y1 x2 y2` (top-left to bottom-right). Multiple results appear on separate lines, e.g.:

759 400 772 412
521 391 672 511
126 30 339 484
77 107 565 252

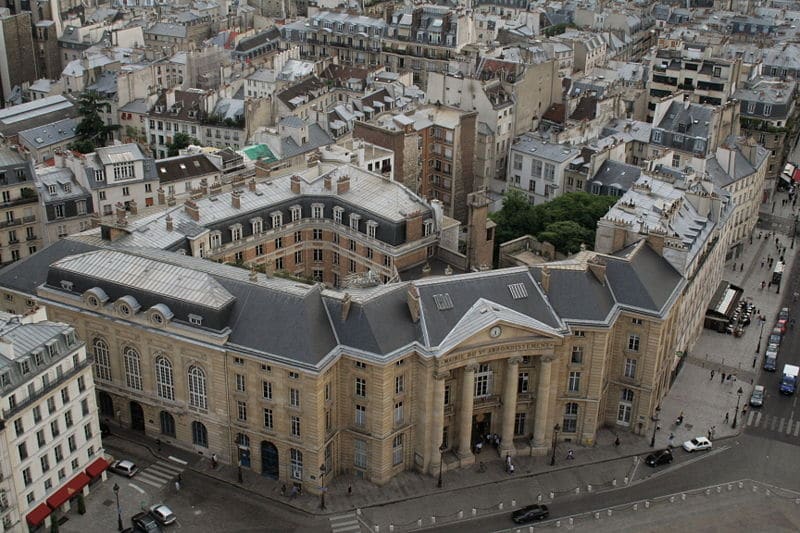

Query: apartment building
0 312 103 532
155 153 223 202
35 166 93 246
734 78 798 200
0 148 43 266
507 134 580 205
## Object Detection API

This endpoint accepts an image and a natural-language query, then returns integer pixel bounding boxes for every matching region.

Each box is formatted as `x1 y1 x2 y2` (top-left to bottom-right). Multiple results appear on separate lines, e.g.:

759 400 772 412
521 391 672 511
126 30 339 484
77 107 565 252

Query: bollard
706 489 711 495
739 481 744 489
537 493 543 503
356 509 362 516
607 509 612 517
633 504 638 511
716 486 722 493
512 499 516 508
472 509 477 517
624 476 629 485
594 512 600 520
549 491 554 500
612 479 617 487
458 511 463 519
728 484 733 491
499 503 504 510
575 487 580 495
796 499 800 505
753 486 758 492
431 517 436 525
587 484 592 492
375 526 380 533
645 501 650 509
766 490 771 496
670 496 675 503
556 520 561 528
681 494 686 501
417 519 422 527
569 517 574 526
389 526 394 532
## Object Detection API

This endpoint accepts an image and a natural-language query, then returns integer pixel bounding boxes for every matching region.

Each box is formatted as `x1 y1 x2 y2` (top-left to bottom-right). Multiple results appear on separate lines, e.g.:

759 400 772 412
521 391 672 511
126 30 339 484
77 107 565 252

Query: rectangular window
394 401 403 425
624 358 637 379
291 416 301 437
354 439 367 469
40 454 50 472
81 398 89 416
312 229 323 240
262 381 272 400
294 250 303 264
568 371 581 392
355 404 366 426
290 388 300 408
517 372 529 393
51 420 60 438
392 434 403 465
54 445 63 462
235 374 246 392
263 408 273 429
514 413 526 436
37 429 46 448
237 401 247 421
628 335 640 351
14 419 23 437
67 435 76 452
571 346 583 364
474 364 492 397
84 423 93 440
61 387 69 403
313 249 323 262
444 384 451 405
355 377 366 397
47 396 56 414
631 318 643 325
18 442 28 461
23 468 32 486
395 375 404 394
33 406 41 423
64 410 73 428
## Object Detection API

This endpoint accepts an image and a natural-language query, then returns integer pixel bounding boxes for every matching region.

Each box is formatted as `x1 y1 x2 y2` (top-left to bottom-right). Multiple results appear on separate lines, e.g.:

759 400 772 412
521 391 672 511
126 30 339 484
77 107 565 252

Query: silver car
750 385 765 407
109 459 139 478
149 504 177 526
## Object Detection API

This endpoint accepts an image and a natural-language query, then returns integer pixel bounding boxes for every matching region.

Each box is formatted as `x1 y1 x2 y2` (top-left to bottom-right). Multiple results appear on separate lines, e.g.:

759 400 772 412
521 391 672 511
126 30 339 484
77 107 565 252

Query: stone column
500 357 522 456
428 371 448 475
533 356 554 447
457 364 476 459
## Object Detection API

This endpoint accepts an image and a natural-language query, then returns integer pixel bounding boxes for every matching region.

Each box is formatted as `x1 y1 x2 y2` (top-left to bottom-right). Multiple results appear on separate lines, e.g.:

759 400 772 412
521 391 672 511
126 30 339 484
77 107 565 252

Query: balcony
0 218 21 229
1 196 37 208
3 355 92 419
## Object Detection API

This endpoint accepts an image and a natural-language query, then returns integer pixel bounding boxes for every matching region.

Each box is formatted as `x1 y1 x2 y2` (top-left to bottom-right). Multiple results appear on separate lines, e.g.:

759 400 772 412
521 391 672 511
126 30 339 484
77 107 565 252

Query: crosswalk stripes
787 419 795 435
329 512 361 533
746 410 755 426
136 460 185 489
747 413 800 438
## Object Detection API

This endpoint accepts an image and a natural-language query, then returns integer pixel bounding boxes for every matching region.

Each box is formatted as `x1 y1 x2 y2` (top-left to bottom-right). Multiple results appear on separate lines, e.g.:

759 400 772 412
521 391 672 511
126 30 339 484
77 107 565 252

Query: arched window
123 346 143 390
160 411 175 437
93 338 111 382
188 365 208 410
154 355 175 401
191 421 208 447
290 448 303 480
563 402 579 433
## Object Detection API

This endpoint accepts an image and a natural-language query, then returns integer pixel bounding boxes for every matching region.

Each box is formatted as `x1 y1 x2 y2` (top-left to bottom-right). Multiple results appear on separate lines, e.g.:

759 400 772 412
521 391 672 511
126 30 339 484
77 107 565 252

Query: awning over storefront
46 473 90 509
26 503 51 527
704 280 744 330
85 457 109 479
793 168 800 183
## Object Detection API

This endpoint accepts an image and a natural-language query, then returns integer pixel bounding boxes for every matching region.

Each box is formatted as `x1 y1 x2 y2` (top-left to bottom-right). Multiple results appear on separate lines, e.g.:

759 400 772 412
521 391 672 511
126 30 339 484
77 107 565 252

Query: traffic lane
429 435 800 533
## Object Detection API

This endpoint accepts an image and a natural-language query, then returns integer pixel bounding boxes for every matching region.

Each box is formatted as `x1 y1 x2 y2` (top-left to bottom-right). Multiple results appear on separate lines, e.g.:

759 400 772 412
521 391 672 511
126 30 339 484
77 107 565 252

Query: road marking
755 411 762 427
787 419 795 435
771 416 779 431
169 456 188 465
779 418 786 433
795 422 800 436
329 512 361 533
150 462 183 476
134 475 164 488
747 410 755 426
129 483 145 494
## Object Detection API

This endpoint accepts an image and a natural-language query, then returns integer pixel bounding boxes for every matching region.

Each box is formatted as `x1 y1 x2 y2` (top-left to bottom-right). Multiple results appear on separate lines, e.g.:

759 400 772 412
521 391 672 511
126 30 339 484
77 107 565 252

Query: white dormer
250 217 263 234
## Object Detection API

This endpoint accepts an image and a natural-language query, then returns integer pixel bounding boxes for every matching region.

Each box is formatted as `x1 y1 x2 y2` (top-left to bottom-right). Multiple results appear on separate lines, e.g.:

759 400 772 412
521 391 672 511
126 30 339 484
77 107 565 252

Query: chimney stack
115 203 127 225
587 256 607 285
324 175 332 190
128 199 138 215
184 199 200 221
406 285 421 323
165 214 173 231
337 175 350 194
157 187 166 205
232 190 241 209
341 293 352 321
248 179 256 192
540 266 551 293
291 175 301 194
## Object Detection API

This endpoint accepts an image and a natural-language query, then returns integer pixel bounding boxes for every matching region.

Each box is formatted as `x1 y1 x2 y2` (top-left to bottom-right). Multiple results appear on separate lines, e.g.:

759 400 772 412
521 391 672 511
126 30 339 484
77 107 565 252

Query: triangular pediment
435 298 563 355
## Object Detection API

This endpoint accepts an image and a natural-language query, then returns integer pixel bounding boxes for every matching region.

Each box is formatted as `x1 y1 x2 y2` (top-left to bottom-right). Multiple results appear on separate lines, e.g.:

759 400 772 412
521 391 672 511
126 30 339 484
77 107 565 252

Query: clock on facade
489 326 502 338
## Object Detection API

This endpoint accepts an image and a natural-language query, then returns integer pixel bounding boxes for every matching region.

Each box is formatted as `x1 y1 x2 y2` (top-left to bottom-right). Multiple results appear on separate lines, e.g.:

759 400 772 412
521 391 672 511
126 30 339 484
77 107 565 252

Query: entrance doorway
130 401 145 431
97 391 114 418
472 412 492 445
261 441 279 479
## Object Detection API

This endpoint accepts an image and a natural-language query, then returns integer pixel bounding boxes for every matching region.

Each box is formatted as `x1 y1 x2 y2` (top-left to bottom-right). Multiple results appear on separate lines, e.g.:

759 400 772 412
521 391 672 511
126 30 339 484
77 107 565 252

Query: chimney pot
291 175 301 194
336 175 350 194
248 179 256 192
166 214 173 231
232 190 241 209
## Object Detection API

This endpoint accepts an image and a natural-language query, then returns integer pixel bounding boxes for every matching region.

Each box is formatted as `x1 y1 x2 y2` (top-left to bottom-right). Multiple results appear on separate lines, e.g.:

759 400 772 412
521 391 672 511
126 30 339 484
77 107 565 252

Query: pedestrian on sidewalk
614 436 620 447
668 433 675 448
711 426 716 439
348 485 352 497
761 281 766 290
721 372 726 383
710 369 715 380
566 449 575 460
725 412 730 423
281 484 286 497
732 262 736 270
156 438 161 452
761 260 764 268
289 486 298 500
740 264 744 272
211 453 218 469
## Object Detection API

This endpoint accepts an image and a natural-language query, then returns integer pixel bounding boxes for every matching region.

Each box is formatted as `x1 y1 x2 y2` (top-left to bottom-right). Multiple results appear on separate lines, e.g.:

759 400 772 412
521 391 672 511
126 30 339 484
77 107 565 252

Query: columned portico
500 357 522 457
533 356 554 447
457 364 477 461
428 371 449 475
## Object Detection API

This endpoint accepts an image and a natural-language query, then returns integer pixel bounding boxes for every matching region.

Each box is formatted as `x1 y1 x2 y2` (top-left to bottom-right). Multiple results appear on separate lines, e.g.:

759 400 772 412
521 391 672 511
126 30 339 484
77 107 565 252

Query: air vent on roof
433 293 454 310
508 283 528 300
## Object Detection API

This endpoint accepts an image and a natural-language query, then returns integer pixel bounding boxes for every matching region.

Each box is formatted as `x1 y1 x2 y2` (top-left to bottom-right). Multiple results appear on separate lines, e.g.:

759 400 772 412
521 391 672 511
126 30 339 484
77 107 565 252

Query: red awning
793 168 800 182
85 457 109 478
46 473 91 509
26 503 51 527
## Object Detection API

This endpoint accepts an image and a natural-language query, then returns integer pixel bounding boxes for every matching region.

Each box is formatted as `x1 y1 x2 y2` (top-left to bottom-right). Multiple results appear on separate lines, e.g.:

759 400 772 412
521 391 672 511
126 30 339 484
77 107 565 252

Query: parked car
645 449 673 467
149 504 177 526
779 307 790 321
511 504 550 524
109 459 139 478
682 437 712 452
776 320 788 334
131 512 163 533
750 385 765 407
769 333 782 346
100 421 112 437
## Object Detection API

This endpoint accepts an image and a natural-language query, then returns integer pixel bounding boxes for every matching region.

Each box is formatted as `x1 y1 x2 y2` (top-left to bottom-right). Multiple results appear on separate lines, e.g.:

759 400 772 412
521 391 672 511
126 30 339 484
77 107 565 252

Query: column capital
507 356 523 366
434 370 451 381
463 363 479 373
540 355 556 363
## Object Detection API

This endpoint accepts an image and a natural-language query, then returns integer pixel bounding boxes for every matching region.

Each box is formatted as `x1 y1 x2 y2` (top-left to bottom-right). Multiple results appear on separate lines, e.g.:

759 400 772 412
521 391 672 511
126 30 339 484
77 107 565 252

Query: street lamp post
113 483 122 532
756 319 765 354
792 215 798 249
732 387 743 428
319 464 326 510
650 406 661 448
550 424 560 466
437 443 446 488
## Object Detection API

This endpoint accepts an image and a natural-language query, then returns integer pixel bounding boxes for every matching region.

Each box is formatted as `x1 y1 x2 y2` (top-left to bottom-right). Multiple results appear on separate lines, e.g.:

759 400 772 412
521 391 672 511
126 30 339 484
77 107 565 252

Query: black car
511 504 549 524
645 449 673 467
131 512 163 533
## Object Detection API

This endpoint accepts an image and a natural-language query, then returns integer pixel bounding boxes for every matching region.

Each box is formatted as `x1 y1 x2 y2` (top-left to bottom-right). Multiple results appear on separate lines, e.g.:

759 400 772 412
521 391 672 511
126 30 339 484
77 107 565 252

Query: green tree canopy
167 132 200 157
489 190 618 256
69 91 120 154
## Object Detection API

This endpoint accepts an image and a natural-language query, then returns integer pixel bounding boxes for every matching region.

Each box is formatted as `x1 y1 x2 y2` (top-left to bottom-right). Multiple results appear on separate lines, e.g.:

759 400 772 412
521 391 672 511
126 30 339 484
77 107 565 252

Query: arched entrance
261 441 279 479
236 433 251 468
130 401 145 431
97 391 114 418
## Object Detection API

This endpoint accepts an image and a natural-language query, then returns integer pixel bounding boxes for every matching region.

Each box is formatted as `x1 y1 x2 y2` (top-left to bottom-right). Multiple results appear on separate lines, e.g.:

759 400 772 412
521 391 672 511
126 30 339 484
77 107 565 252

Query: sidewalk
100 197 798 530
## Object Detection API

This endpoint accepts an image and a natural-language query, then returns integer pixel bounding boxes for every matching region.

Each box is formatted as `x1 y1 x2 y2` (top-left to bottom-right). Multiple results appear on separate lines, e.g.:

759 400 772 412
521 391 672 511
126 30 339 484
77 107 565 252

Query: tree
69 91 120 153
167 132 199 157
537 221 593 255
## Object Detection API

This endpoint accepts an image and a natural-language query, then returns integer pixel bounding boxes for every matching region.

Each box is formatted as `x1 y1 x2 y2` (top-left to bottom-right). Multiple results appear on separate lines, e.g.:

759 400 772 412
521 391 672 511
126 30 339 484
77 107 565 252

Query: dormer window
149 304 173 326
291 205 302 222
366 220 378 238
652 130 663 143
47 185 56 195
423 219 434 236
115 295 141 317
270 211 283 228
189 314 203 326
250 217 263 234
83 287 108 308
33 351 44 366
46 342 56 358
312 203 324 219
60 280 74 291
230 224 243 241
210 231 222 248
63 183 71 193
19 360 30 375
63 330 76 346
349 213 361 231
333 206 344 224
